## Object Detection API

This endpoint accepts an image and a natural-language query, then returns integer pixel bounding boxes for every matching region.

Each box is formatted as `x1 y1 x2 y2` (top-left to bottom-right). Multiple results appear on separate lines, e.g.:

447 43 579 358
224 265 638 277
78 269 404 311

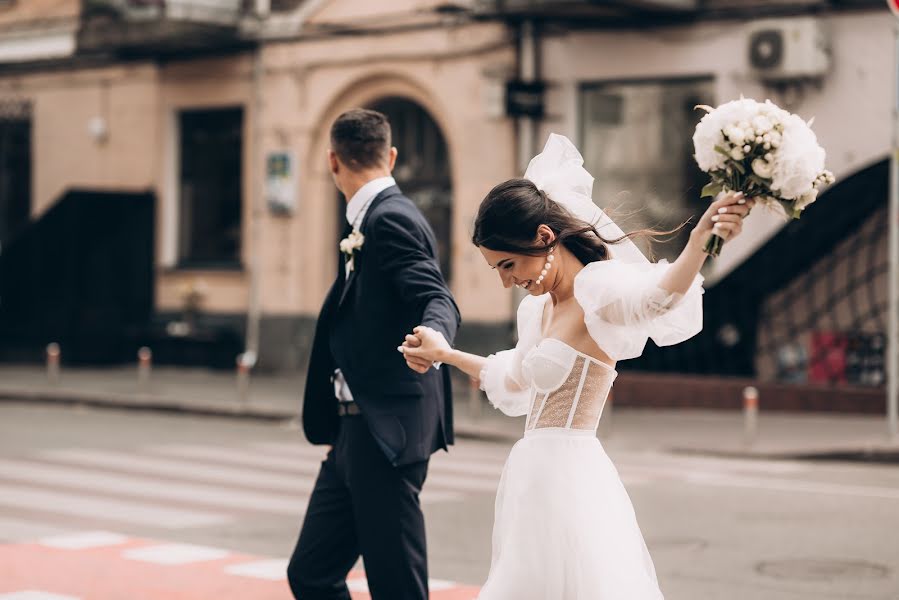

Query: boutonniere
339 229 365 273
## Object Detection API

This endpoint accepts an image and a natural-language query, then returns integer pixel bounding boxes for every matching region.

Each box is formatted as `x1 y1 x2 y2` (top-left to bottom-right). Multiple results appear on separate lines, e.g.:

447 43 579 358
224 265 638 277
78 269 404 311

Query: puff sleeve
573 259 704 362
478 294 543 416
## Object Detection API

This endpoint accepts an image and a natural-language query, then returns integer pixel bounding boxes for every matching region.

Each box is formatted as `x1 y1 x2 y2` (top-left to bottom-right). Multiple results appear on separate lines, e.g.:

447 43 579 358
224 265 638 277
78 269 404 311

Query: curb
668 442 899 463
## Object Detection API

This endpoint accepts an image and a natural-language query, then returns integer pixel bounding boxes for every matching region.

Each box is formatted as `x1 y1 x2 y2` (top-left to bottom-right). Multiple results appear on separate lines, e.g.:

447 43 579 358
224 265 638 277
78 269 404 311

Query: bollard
468 376 482 419
137 347 152 391
46 343 60 385
236 352 256 407
743 386 759 446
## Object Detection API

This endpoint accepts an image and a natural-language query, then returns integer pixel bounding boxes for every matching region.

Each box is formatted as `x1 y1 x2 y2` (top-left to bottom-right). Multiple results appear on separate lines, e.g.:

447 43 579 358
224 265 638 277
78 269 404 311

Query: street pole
888 19 899 440
512 19 540 324
244 44 265 375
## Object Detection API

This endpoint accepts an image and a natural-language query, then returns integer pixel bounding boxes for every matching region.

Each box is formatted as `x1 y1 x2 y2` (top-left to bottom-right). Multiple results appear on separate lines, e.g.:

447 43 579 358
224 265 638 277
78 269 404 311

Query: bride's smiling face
480 247 544 293
479 226 557 295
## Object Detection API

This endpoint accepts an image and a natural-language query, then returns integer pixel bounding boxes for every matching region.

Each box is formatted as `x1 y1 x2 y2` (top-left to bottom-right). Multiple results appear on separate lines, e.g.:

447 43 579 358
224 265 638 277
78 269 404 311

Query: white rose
752 115 773 134
770 113 826 199
730 148 745 161
794 188 818 211
726 126 745 145
751 158 773 179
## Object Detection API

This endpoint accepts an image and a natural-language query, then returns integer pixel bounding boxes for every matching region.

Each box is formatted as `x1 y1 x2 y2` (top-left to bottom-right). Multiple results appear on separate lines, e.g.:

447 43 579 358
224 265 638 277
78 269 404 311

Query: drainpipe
244 41 265 372
516 19 539 173
512 19 541 327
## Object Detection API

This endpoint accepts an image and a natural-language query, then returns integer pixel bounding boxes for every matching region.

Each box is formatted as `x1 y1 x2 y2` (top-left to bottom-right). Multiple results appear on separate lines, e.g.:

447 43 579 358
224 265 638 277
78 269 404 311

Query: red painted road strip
0 537 481 599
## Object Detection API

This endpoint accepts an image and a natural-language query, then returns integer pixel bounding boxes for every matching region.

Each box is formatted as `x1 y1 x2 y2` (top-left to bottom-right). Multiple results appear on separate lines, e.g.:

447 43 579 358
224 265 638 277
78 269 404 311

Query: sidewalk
1 363 897 460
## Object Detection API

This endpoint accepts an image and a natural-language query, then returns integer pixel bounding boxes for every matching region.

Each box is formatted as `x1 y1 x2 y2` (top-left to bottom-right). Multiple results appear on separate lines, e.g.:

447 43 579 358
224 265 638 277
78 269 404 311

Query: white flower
726 126 746 145
751 158 773 179
752 115 773 134
693 97 763 172
794 188 819 211
769 112 826 199
339 230 365 256
693 97 834 222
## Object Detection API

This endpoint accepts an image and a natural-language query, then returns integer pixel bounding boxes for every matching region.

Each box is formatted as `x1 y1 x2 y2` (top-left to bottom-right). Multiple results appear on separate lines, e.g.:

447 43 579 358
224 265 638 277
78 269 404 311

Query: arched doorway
369 97 453 282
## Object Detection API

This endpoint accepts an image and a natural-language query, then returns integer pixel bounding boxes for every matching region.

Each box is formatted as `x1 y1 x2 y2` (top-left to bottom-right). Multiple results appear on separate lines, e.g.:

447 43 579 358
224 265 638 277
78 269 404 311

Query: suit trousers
286 414 430 600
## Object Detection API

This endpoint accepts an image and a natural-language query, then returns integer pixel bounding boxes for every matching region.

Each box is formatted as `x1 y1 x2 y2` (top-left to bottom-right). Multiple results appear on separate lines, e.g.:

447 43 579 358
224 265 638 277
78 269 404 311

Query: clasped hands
397 326 451 374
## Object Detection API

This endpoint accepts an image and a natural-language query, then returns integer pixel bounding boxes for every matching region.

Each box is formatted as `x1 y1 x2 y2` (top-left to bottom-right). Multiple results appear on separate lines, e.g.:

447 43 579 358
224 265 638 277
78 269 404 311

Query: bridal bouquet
692 98 835 257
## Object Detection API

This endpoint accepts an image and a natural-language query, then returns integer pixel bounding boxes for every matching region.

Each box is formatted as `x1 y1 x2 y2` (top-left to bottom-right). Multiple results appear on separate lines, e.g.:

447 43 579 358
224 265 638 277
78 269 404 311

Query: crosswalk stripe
122 543 230 565
38 449 318 492
38 531 127 550
0 592 80 600
0 483 228 528
425 472 497 494
224 559 288 580
250 442 508 479
249 442 329 461
254 440 511 471
0 458 307 516
148 444 500 495
0 518 73 544
146 444 320 473
429 456 505 478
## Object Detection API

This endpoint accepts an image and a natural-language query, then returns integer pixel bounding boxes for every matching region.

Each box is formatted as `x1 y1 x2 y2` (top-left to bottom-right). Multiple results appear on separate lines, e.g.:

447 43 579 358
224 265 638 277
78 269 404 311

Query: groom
287 108 460 600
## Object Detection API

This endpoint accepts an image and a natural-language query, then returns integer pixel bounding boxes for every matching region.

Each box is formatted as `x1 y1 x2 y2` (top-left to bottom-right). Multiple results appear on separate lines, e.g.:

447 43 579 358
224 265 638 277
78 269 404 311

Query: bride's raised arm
656 191 751 297
574 191 752 362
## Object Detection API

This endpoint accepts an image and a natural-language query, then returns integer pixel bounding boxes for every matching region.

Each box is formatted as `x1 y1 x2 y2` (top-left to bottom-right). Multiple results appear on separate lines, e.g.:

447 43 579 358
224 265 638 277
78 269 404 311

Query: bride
399 134 752 599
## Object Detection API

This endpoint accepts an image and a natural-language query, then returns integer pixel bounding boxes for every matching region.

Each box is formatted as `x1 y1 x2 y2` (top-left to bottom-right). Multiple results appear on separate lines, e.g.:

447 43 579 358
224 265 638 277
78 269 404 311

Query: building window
580 78 714 261
178 107 243 268
0 99 31 249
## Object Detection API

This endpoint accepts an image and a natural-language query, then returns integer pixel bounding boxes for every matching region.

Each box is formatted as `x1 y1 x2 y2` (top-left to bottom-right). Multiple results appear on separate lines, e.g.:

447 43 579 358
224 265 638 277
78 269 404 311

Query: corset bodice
521 338 617 432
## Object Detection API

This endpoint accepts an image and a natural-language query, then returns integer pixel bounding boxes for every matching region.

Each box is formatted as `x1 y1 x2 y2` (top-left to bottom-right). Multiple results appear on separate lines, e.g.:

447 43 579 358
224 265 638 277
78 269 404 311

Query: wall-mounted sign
266 151 296 216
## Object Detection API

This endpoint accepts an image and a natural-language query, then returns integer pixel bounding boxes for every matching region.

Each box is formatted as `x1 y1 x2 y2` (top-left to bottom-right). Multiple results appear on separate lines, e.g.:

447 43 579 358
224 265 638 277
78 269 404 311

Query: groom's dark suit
287 185 460 600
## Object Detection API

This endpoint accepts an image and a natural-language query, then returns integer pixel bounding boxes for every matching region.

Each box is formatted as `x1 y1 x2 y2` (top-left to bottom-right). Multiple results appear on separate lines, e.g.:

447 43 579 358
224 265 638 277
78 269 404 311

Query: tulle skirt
478 428 664 600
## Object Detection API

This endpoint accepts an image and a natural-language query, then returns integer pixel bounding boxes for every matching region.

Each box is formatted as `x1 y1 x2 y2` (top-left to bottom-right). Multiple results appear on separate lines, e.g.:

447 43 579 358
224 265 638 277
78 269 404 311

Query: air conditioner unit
746 17 830 82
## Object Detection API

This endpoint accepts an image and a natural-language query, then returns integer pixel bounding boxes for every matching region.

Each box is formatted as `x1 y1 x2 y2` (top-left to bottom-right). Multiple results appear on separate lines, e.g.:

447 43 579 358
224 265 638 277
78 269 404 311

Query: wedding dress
477 258 704 600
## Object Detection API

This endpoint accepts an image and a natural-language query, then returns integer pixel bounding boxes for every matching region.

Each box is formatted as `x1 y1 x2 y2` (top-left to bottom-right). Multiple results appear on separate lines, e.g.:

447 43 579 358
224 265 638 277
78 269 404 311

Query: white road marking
38 531 127 550
224 559 288 581
123 543 230 565
0 458 306 516
0 483 228 528
0 592 80 600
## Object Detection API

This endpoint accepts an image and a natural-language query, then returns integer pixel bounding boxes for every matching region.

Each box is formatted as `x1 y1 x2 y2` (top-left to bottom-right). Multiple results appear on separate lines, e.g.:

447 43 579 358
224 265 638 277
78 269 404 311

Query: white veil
523 133 649 265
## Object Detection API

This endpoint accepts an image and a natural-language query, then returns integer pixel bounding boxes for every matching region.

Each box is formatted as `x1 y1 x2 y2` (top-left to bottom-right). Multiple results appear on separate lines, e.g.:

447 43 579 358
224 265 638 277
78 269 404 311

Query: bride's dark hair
472 179 678 265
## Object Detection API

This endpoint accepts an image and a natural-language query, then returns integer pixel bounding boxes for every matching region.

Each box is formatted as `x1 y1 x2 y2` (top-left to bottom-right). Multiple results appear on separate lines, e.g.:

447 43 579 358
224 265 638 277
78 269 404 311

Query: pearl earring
534 246 555 287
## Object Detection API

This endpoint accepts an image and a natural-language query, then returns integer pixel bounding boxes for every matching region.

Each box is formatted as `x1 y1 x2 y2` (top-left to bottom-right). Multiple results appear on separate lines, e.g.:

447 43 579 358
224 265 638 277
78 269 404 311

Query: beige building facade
0 0 893 382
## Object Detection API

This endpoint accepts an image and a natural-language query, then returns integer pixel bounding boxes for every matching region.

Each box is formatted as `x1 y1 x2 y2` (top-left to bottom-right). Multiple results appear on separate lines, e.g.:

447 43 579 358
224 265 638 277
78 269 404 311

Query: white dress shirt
335 176 396 402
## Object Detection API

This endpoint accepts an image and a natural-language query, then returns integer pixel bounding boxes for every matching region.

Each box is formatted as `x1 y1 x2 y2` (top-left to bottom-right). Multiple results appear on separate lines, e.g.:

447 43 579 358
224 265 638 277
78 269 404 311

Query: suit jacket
302 185 461 466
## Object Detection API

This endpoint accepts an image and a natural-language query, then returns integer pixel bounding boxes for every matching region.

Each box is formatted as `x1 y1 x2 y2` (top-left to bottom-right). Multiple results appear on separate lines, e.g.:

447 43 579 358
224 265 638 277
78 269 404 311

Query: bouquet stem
703 233 725 257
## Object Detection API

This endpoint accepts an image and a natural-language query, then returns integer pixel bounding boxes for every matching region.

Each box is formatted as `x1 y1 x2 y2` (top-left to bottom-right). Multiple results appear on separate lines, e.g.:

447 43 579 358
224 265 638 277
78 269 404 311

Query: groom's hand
401 333 433 374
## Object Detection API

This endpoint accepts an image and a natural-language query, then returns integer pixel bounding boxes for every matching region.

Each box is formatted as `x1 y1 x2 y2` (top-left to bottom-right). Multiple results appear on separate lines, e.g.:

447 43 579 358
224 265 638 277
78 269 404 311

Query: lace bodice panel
521 338 616 432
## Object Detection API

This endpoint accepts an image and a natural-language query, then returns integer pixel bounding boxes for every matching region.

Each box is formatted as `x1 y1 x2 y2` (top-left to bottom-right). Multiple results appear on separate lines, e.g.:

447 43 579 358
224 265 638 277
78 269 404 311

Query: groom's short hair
330 108 392 171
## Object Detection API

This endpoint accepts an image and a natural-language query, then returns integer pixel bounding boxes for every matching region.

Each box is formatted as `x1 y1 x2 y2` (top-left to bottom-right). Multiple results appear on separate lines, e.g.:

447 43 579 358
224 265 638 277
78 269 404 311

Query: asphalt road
1 402 897 599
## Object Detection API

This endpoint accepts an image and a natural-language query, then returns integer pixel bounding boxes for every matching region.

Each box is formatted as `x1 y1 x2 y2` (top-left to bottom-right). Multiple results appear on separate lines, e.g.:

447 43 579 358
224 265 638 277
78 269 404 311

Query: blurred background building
0 0 892 411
